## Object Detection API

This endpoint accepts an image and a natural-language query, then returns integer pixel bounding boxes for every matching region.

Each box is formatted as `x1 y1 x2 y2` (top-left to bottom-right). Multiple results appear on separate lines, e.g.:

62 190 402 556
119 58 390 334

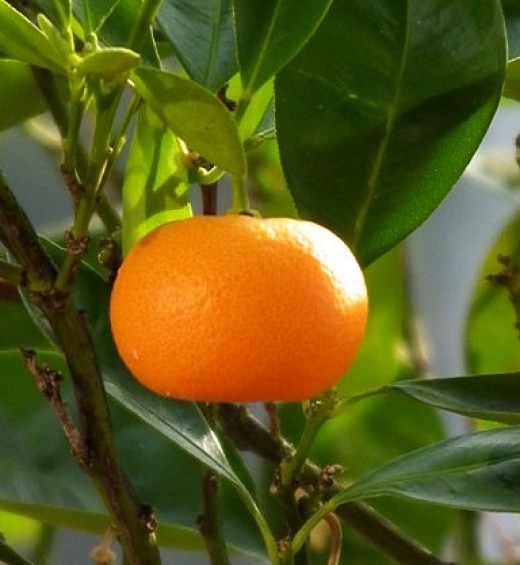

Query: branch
197 470 230 565
216 403 452 565
0 174 160 564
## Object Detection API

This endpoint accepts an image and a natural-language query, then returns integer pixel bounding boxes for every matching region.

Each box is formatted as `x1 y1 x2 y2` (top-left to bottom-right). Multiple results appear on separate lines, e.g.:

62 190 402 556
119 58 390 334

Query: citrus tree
1 0 520 563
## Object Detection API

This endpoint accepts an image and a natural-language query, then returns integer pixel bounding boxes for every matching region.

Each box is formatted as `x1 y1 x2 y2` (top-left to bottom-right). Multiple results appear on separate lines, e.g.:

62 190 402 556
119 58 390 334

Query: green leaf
0 295 50 352
228 74 274 143
466 212 520 374
0 60 47 131
121 104 192 252
76 47 140 78
32 0 71 31
72 0 121 34
335 426 520 513
95 0 159 67
234 0 332 96
0 0 65 72
158 0 237 91
389 374 520 424
275 0 506 266
504 56 520 100
502 0 520 58
131 67 246 175
339 248 406 396
0 351 266 557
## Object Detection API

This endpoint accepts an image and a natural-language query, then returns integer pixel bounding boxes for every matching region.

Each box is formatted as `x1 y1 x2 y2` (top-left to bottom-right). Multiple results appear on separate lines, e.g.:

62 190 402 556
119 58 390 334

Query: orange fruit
109 215 368 402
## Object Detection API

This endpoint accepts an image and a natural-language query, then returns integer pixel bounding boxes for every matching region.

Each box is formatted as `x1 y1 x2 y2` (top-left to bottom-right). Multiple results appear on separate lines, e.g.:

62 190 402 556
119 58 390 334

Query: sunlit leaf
76 47 140 78
131 67 245 175
121 104 192 253
0 1 65 72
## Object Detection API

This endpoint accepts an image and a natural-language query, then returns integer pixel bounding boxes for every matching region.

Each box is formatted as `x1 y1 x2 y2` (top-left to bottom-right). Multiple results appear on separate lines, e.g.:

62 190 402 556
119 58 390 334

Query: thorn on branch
21 348 91 468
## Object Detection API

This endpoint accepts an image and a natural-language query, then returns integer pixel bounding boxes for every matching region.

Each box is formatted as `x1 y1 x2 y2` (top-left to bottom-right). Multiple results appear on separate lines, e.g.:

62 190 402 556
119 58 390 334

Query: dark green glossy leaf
158 0 237 91
0 1 64 72
96 0 159 67
0 350 265 557
234 0 332 96
466 212 520 374
275 0 506 266
390 374 520 424
121 104 192 253
131 67 245 175
0 299 50 351
333 426 520 513
0 61 47 131
72 0 121 33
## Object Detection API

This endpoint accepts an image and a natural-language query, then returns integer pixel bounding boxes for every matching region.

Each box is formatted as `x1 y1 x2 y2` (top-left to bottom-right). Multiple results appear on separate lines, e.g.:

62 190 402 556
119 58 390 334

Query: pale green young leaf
131 67 245 175
0 0 65 72
76 47 140 78
121 104 192 253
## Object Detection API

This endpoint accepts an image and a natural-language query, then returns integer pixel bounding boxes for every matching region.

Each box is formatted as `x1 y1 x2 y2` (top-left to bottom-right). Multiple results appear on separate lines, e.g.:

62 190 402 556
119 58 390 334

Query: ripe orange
109 215 368 402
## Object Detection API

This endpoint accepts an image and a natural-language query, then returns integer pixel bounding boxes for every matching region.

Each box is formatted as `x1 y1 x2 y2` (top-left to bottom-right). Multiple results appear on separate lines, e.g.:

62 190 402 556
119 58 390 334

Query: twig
217 403 452 565
21 349 88 463
197 470 230 565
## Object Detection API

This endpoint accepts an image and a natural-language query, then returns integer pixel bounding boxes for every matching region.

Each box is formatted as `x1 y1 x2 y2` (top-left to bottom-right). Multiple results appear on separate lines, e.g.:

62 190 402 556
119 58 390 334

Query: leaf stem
229 175 251 213
127 0 163 51
217 403 451 565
